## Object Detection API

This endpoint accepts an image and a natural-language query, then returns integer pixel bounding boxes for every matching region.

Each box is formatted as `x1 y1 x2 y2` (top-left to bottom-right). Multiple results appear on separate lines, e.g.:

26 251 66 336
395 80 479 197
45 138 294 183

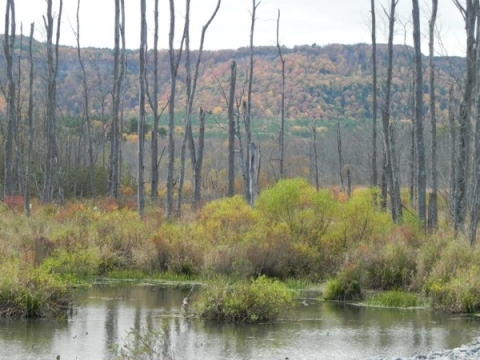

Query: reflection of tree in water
104 287 120 354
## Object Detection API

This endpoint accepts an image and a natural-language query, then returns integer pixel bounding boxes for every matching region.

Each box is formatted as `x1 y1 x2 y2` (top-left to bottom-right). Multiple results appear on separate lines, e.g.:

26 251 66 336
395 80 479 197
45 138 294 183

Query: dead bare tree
109 0 125 199
227 61 237 197
452 0 478 233
25 22 34 216
244 0 261 206
3 0 16 198
427 0 439 229
137 0 147 217
42 0 63 203
469 5 480 244
371 0 378 187
449 85 457 220
74 0 95 197
149 0 160 201
312 123 319 191
382 0 402 222
177 0 221 214
412 0 426 225
276 9 286 179
166 0 186 218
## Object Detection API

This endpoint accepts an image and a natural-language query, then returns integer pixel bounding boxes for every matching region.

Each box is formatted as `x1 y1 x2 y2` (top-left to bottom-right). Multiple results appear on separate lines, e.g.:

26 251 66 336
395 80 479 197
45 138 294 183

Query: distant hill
0 38 466 136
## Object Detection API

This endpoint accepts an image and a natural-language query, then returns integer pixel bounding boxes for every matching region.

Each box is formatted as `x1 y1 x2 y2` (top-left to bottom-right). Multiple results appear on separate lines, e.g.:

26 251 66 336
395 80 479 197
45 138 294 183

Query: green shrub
196 195 257 246
256 178 337 243
40 247 101 280
366 290 422 308
197 276 294 323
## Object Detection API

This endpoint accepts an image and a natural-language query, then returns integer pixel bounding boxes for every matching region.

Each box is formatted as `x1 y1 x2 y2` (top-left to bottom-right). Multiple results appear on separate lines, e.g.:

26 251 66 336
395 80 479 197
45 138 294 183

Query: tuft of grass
196 275 295 323
111 324 173 360
366 290 423 308
0 263 70 318
323 267 362 301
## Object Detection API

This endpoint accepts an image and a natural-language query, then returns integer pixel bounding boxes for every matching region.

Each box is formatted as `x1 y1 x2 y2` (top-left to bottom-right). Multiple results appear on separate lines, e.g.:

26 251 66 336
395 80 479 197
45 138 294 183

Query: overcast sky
0 0 468 56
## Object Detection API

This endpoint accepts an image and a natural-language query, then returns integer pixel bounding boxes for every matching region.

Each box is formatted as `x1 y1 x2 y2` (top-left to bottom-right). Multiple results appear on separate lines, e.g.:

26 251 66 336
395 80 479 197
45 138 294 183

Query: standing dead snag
3 0 16 198
74 0 95 198
412 0 426 226
382 0 402 222
245 0 261 206
25 22 34 216
249 143 260 206
427 0 438 229
469 0 480 244
137 0 147 217
109 0 125 199
227 61 237 197
149 0 160 201
177 0 221 215
371 0 378 188
43 0 63 204
452 0 477 233
276 9 286 179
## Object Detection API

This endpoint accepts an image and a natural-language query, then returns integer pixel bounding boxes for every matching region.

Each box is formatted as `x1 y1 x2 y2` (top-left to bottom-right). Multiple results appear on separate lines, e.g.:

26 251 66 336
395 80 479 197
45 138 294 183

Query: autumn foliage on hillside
1 40 461 131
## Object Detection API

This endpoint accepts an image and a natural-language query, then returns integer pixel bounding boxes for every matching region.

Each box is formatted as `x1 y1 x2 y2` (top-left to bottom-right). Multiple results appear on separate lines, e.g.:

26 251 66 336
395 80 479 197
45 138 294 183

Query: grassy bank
1 178 480 318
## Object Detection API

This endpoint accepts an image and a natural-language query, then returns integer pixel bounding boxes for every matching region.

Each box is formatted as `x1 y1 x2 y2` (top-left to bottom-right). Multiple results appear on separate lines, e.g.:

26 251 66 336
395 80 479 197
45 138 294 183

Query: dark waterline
0 284 479 360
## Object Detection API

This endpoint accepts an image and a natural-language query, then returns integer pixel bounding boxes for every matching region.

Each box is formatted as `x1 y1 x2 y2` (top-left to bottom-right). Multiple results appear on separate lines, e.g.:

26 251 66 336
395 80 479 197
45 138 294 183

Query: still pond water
1 284 480 360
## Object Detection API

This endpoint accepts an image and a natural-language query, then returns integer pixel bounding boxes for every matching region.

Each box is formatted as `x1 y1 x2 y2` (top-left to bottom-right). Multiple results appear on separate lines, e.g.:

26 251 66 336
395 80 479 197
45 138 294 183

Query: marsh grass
111 323 173 360
0 264 70 318
365 290 424 308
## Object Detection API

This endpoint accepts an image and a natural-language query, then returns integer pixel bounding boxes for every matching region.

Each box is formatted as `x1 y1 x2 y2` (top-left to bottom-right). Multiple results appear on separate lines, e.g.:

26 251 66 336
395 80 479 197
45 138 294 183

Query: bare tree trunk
245 0 260 205
381 154 388 210
412 0 426 226
42 0 62 203
177 0 221 213
453 0 477 233
25 22 34 216
312 124 319 191
3 0 16 198
449 86 458 223
227 61 237 197
337 118 344 191
137 0 147 217
249 142 260 205
194 108 206 206
118 5 126 195
409 124 416 207
277 9 286 179
109 0 123 199
427 0 438 229
54 0 64 205
15 25 22 196
177 0 191 216
166 0 177 218
371 0 378 187
469 3 480 244
75 0 95 198
382 0 402 222
149 0 160 201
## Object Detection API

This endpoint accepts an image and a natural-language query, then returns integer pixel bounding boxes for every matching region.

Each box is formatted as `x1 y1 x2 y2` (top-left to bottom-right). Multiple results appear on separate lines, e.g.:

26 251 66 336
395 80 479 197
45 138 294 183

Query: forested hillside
0 39 464 133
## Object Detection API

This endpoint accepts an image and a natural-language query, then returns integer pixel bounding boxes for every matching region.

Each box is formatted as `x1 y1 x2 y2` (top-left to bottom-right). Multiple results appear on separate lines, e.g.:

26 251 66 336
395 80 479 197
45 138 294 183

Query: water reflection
0 284 479 360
